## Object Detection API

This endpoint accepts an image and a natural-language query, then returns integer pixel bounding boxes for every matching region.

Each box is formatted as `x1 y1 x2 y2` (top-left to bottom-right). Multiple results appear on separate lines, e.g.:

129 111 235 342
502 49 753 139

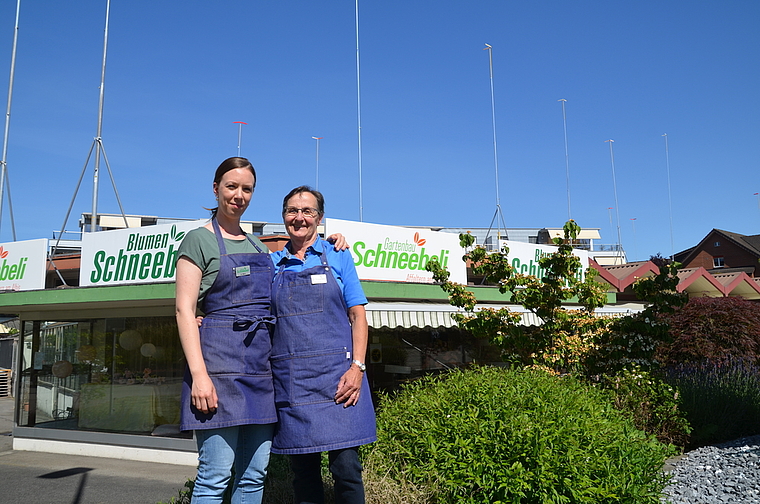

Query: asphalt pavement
0 396 198 504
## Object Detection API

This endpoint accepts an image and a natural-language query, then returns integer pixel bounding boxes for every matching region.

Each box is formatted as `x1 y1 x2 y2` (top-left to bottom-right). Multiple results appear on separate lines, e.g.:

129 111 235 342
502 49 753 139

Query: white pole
234 121 247 157
663 133 675 259
312 136 323 190
91 0 111 232
607 206 614 242
0 0 21 241
355 0 364 221
630 218 638 261
605 139 623 263
484 44 501 209
559 99 571 220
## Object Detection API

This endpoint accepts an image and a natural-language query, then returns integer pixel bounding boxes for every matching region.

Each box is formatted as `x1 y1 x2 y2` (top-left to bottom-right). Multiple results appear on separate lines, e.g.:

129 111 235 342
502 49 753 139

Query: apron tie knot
233 315 276 332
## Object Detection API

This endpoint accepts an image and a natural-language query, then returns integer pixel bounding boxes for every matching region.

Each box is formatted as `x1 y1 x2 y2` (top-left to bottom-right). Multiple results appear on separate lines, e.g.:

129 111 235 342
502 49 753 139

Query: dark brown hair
282 185 325 216
210 157 257 217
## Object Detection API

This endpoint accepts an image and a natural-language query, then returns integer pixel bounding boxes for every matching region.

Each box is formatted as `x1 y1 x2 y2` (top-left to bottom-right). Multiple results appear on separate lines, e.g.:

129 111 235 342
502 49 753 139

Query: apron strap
275 240 347 312
212 218 264 254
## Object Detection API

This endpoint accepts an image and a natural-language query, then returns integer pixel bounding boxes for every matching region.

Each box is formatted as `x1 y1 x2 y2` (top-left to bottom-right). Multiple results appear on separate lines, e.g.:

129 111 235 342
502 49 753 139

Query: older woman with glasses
269 186 376 504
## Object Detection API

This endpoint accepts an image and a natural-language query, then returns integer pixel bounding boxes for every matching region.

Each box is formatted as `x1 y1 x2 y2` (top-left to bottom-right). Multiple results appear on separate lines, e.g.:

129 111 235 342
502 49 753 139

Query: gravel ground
662 435 760 503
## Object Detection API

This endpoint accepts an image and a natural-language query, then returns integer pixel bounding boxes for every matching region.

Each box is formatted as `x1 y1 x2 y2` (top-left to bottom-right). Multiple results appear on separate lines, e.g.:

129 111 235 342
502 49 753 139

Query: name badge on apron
311 274 327 284
235 265 251 277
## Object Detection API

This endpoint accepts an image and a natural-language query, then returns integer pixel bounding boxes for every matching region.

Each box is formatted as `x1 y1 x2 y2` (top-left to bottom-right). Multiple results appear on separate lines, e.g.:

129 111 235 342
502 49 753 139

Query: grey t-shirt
177 226 268 306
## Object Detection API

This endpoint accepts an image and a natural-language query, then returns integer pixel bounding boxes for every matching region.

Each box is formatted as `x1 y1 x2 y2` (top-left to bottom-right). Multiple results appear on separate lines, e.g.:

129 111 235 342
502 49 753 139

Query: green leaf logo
171 225 186 242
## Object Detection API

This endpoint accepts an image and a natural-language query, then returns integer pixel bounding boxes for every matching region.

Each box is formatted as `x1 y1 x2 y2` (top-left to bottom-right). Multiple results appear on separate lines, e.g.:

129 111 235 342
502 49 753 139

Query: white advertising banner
81 220 207 286
500 240 590 280
0 238 48 291
325 218 467 284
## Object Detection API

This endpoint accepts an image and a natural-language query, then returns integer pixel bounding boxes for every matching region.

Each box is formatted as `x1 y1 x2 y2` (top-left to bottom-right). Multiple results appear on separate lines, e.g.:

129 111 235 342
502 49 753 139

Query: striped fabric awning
363 302 646 330
365 308 460 329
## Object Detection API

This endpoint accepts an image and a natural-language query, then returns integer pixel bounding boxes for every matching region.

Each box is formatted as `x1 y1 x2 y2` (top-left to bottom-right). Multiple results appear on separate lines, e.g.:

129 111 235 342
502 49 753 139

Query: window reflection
18 317 187 437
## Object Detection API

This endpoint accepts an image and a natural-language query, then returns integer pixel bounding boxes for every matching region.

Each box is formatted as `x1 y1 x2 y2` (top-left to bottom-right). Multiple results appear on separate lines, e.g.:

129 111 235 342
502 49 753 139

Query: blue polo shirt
271 239 368 309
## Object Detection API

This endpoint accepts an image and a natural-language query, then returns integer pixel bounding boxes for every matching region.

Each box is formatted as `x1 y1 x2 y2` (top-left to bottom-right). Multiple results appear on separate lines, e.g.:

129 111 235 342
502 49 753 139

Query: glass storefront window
17 316 188 437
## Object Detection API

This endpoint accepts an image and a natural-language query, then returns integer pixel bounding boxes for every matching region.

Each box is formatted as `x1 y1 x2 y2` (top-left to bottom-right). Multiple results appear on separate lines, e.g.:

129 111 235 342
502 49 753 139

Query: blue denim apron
180 219 277 430
270 247 376 454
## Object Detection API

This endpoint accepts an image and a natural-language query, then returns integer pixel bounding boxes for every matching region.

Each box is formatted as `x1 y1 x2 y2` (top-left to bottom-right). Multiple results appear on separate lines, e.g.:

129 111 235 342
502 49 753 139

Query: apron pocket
272 348 348 407
200 321 248 375
231 266 273 304
274 280 324 317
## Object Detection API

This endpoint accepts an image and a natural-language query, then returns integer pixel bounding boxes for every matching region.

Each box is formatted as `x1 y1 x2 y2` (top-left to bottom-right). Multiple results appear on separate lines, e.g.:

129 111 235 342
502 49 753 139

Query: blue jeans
192 423 275 504
290 447 365 504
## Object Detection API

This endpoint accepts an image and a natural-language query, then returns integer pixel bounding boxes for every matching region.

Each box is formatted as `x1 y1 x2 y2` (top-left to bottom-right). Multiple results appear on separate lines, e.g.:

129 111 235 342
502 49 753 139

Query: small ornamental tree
585 261 688 375
426 220 608 373
426 223 692 445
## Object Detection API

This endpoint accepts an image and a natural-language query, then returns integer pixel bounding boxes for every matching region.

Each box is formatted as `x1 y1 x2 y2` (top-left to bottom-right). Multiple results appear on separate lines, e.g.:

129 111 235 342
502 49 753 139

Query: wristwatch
352 359 366 372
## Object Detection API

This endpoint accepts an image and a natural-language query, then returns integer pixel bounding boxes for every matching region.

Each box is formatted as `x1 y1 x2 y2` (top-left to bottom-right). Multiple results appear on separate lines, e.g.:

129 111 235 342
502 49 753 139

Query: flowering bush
597 364 691 447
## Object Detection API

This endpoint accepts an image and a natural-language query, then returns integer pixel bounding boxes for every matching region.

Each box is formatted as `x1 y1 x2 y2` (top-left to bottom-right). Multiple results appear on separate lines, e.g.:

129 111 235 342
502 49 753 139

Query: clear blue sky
1 1 758 261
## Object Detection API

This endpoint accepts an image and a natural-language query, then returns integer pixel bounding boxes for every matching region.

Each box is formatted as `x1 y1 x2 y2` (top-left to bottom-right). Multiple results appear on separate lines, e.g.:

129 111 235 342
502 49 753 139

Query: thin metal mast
559 99 571 220
55 0 127 245
91 0 113 231
630 217 638 262
312 136 323 190
234 121 247 157
605 139 623 263
355 0 364 221
483 43 507 248
485 44 501 208
0 0 21 241
663 133 675 259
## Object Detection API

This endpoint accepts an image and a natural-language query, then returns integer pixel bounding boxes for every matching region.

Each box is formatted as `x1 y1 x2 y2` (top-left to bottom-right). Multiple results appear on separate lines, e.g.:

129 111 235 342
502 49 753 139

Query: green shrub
664 359 760 448
594 365 690 447
368 366 674 504
157 479 193 504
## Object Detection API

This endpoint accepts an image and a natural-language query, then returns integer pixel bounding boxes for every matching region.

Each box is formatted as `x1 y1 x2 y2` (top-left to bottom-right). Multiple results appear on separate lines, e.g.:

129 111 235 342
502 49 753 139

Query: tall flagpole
662 133 675 259
56 0 126 241
605 139 623 263
51 0 128 285
0 0 21 241
90 0 113 230
312 136 323 190
630 217 638 261
234 121 247 157
559 99 571 220
483 43 507 247
355 0 364 221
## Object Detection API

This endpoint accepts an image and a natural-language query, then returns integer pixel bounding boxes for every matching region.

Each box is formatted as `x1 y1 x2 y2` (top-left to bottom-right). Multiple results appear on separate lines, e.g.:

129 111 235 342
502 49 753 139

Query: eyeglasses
284 207 320 218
